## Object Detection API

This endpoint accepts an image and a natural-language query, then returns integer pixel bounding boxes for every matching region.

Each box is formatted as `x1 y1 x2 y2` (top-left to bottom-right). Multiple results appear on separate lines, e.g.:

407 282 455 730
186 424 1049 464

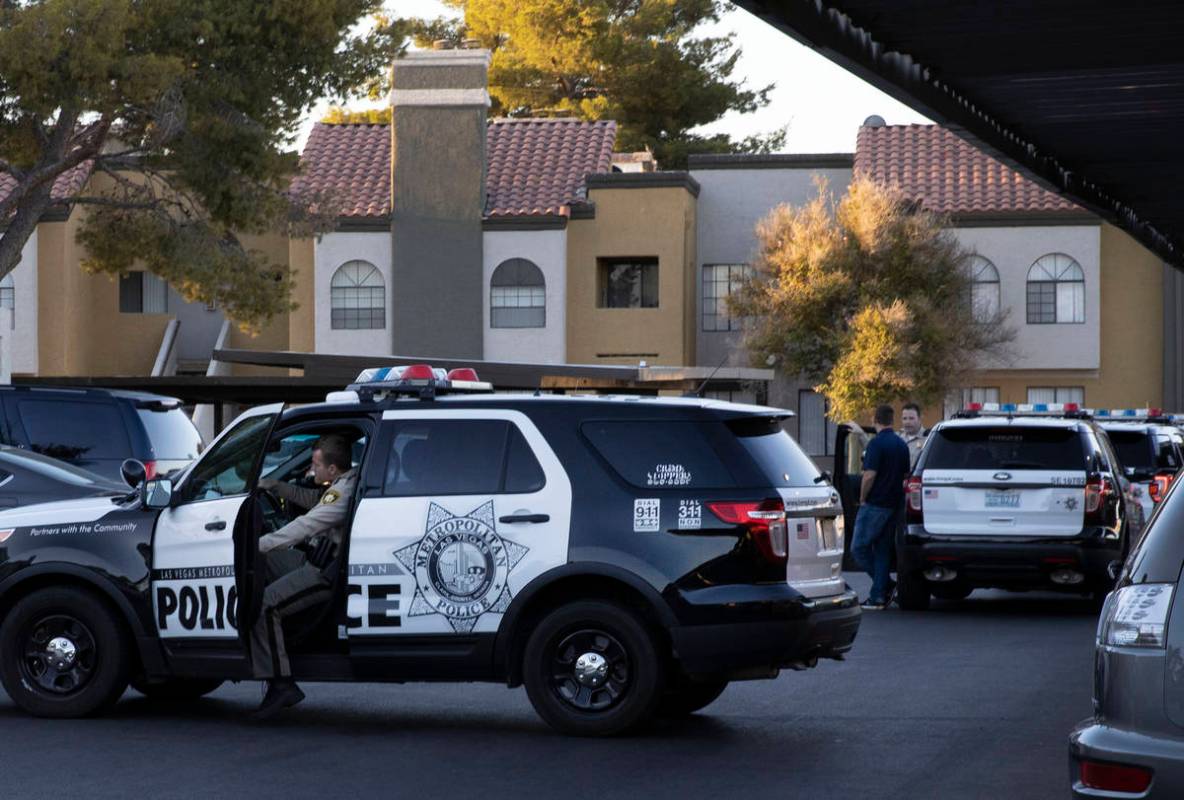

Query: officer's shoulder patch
321 489 341 505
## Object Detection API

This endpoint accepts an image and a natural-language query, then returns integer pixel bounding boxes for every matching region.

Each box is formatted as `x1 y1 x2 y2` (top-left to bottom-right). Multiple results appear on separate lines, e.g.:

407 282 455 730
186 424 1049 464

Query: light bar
343 364 494 399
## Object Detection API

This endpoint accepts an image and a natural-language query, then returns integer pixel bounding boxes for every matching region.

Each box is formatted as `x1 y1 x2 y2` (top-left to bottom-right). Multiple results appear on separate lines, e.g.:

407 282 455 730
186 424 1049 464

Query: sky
297 0 932 154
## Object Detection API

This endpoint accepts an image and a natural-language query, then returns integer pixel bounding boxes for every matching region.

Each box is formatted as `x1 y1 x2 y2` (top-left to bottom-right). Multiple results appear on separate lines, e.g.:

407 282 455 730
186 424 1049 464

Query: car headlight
1100 583 1175 648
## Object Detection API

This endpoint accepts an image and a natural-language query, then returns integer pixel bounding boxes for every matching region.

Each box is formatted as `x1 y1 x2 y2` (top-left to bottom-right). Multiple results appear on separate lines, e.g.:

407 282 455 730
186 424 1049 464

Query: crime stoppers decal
394 501 529 634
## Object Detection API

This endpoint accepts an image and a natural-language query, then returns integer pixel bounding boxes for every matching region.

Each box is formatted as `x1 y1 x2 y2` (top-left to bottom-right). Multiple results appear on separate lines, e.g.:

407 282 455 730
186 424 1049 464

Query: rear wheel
0 587 131 718
657 678 728 717
131 677 224 702
522 600 663 736
896 571 931 611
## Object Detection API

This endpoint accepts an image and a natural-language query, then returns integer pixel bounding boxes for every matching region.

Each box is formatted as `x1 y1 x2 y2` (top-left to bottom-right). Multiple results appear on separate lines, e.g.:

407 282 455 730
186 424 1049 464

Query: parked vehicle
1069 469 1184 797
1096 411 1184 534
895 403 1134 609
0 446 128 509
0 366 859 735
0 386 203 482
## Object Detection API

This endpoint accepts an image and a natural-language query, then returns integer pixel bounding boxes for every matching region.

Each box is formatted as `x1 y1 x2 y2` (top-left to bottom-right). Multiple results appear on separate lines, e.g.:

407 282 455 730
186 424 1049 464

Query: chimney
389 49 491 359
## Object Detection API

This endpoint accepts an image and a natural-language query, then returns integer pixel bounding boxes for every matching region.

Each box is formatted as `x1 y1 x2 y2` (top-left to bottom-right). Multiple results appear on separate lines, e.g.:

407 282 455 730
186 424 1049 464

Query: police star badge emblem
394 501 529 633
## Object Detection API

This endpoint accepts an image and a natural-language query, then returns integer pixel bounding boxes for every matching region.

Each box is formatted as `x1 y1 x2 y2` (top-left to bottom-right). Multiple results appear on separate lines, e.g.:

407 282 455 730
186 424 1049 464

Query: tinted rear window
1105 430 1155 470
583 420 738 489
923 426 1085 471
137 408 203 460
16 399 130 461
728 416 823 488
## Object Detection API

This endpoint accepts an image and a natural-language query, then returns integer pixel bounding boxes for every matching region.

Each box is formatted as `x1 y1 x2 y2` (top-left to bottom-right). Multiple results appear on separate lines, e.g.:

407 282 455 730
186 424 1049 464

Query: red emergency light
447 368 480 382
401 364 436 381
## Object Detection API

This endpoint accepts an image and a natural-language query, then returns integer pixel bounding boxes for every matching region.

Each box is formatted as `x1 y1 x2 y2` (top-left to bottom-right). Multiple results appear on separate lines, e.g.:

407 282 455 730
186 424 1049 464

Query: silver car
1069 474 1184 797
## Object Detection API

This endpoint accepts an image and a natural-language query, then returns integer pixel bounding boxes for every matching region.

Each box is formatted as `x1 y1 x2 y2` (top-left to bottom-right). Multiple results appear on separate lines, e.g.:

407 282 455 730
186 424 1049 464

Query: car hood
0 494 131 528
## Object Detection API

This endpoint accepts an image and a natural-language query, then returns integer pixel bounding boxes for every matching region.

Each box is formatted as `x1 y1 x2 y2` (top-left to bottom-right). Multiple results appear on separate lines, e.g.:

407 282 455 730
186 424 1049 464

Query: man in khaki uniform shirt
898 403 927 469
251 434 356 719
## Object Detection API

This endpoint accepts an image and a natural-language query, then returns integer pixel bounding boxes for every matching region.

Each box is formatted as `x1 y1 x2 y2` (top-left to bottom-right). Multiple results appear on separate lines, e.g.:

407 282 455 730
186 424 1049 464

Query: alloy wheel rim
549 628 631 712
20 614 98 696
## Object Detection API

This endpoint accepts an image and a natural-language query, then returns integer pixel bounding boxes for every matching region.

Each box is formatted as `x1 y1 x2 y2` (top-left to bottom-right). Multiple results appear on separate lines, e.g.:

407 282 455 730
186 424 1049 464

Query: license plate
985 491 1020 509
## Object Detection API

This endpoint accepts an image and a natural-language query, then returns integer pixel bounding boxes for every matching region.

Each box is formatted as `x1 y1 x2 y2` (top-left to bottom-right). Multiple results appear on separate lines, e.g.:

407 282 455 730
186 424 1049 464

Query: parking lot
0 574 1095 800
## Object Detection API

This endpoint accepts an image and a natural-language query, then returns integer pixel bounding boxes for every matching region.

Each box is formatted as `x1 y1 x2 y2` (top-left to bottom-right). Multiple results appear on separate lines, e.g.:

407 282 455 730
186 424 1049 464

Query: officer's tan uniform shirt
899 430 926 469
258 469 357 554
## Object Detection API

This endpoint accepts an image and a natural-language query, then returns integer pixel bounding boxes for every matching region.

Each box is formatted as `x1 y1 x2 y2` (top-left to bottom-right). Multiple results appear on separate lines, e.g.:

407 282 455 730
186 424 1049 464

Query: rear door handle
205 520 227 531
498 513 550 524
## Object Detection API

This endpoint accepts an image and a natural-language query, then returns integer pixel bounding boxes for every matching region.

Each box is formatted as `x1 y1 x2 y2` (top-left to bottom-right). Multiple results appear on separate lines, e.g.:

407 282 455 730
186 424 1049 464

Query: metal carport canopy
735 0 1184 267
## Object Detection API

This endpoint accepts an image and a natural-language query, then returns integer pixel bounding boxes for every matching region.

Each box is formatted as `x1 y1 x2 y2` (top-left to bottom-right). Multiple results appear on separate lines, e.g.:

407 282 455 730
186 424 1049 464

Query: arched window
490 258 545 328
1027 253 1084 324
330 261 385 330
969 255 1000 322
0 274 13 309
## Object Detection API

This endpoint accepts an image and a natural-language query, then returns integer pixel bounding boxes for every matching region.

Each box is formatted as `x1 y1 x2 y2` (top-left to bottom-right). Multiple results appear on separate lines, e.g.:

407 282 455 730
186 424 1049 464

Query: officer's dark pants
250 549 332 679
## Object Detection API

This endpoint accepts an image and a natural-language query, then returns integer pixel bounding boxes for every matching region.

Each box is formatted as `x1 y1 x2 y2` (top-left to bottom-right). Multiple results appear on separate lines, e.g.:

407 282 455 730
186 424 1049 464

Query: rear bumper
667 584 861 677
900 525 1122 590
1070 719 1184 798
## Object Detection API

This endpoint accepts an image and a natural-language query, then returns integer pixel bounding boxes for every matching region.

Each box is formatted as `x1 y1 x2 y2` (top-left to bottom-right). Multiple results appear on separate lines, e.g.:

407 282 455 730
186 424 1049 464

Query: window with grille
597 258 658 308
1027 386 1085 404
702 264 751 331
969 256 1000 322
1026 253 1084 324
490 258 545 328
330 261 385 330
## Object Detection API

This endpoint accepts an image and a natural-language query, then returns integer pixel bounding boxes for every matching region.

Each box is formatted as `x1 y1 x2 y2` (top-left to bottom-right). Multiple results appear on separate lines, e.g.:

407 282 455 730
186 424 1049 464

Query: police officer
251 434 357 718
898 402 928 469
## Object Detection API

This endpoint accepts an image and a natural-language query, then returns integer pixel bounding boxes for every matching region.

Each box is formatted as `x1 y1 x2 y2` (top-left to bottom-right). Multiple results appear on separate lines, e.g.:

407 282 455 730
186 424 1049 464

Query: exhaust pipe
1050 568 1085 585
923 565 958 582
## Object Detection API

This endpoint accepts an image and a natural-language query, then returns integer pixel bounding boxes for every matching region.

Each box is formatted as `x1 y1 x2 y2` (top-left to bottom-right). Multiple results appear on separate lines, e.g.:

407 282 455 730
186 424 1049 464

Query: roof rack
326 364 494 404
954 402 1092 420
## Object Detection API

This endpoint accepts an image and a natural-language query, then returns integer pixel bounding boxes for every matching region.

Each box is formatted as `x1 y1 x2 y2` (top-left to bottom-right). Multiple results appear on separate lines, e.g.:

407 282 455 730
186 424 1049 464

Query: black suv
0 367 859 735
0 386 203 482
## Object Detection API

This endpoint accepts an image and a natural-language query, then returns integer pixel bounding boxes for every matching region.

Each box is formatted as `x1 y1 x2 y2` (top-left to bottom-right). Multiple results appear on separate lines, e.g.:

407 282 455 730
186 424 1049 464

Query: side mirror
121 458 147 488
141 478 174 510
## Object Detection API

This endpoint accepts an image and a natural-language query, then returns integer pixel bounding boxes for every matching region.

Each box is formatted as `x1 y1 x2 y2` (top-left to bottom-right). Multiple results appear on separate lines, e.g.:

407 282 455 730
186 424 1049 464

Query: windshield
923 426 1086 471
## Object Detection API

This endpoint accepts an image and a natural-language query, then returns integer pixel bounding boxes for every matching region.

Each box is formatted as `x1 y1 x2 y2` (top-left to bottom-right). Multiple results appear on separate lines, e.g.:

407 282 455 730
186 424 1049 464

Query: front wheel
0 587 131 718
131 677 224 702
522 600 664 736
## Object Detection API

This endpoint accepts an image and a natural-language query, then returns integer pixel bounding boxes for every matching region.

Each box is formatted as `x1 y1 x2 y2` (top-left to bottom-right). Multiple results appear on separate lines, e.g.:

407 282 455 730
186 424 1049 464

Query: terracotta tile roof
855 124 1086 217
295 118 618 220
292 123 391 219
485 119 617 217
0 160 95 216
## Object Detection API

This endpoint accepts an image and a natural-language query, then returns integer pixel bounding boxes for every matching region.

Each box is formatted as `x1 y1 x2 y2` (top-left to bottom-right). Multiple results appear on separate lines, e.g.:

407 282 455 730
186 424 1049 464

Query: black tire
130 677 224 702
657 678 729 717
522 600 664 736
930 583 973 601
896 571 931 611
0 587 131 718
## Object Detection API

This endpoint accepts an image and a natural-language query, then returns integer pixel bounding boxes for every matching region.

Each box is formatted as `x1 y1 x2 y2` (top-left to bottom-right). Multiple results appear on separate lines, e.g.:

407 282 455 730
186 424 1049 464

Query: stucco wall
288 237 316 356
566 186 697 366
314 231 393 356
483 229 567 363
0 229 38 375
952 224 1101 371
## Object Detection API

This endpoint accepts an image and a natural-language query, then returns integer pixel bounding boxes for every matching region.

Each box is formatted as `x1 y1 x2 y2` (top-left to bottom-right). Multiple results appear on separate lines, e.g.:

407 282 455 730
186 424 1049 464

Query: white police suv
0 366 859 735
1095 409 1184 531
897 403 1133 610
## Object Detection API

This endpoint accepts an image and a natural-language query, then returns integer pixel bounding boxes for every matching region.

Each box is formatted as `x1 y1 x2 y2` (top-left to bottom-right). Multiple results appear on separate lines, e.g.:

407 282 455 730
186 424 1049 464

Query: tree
728 177 1015 421
348 0 784 167
0 0 404 332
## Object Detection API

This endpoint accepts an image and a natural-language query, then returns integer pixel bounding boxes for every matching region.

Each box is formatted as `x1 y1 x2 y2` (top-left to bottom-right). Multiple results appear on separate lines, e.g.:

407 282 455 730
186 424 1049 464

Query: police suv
1095 409 1184 531
898 403 1133 610
0 366 859 735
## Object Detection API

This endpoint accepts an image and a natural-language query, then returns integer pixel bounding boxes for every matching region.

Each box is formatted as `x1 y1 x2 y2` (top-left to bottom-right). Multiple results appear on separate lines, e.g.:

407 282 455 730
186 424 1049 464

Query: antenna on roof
687 354 730 399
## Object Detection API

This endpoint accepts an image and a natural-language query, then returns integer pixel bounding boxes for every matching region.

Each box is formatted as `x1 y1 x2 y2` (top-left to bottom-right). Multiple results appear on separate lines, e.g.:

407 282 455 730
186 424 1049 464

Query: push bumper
900 525 1122 591
667 584 861 678
1069 719 1184 798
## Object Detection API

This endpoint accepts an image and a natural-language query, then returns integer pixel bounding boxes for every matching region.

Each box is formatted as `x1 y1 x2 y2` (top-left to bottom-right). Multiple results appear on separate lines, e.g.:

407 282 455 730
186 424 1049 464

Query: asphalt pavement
0 574 1096 800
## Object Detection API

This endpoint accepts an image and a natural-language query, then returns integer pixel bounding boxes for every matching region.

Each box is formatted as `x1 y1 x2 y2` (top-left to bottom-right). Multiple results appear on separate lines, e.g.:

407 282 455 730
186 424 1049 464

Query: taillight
707 499 787 565
1084 475 1114 519
1078 760 1153 793
143 461 158 481
1149 471 1175 504
905 475 923 523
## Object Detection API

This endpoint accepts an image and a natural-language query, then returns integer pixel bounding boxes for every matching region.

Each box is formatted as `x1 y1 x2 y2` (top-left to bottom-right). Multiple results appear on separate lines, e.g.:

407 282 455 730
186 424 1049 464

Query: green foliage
0 0 405 332
321 106 392 124
729 177 1015 421
373 0 783 168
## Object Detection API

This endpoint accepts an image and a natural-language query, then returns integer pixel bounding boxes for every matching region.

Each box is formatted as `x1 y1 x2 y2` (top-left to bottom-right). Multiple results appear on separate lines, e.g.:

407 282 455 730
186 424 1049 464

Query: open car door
833 421 871 570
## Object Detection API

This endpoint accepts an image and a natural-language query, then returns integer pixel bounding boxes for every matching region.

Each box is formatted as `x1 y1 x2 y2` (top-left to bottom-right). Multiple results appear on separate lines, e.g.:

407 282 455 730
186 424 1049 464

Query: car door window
176 415 275 503
15 399 130 462
382 420 541 496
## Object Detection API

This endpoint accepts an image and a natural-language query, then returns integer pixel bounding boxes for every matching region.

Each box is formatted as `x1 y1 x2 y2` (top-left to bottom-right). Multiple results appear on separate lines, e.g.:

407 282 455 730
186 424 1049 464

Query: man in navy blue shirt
852 404 912 609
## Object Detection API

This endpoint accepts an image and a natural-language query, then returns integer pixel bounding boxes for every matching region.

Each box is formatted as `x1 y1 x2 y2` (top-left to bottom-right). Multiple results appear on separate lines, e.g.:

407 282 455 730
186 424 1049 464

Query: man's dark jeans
851 503 897 602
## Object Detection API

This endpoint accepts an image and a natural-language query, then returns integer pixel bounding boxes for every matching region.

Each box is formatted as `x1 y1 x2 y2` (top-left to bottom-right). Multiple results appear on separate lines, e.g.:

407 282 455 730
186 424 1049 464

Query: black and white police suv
0 366 859 735
897 402 1134 610
1095 409 1184 532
